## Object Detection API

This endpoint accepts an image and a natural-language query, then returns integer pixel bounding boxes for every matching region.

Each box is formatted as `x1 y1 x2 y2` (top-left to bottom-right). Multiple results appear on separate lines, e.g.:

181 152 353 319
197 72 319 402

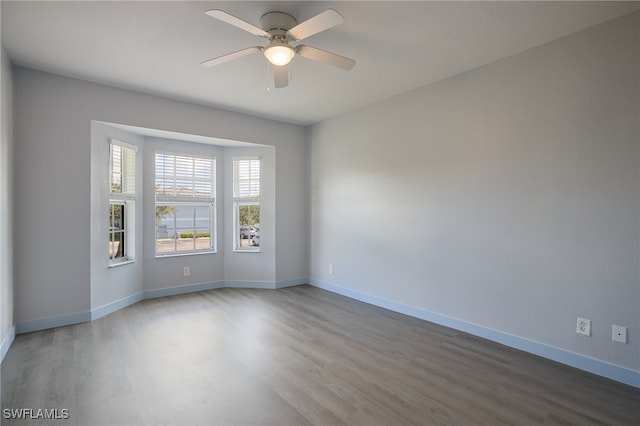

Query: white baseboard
91 292 144 320
13 278 309 335
144 281 225 299
1 326 15 363
276 277 308 288
224 280 275 289
308 279 640 389
15 311 91 334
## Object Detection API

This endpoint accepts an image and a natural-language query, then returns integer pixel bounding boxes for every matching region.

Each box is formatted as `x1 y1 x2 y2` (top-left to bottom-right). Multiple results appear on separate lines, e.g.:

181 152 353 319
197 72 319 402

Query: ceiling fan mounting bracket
260 12 297 36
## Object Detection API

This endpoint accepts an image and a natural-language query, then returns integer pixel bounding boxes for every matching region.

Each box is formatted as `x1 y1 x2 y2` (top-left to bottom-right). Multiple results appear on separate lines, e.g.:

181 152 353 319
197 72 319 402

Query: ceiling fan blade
295 45 355 71
201 46 262 68
205 9 269 38
273 64 289 88
287 9 344 41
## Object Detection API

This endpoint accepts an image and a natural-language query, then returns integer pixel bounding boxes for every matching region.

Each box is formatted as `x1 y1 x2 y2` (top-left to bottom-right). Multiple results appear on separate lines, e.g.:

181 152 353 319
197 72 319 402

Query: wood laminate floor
1 285 639 425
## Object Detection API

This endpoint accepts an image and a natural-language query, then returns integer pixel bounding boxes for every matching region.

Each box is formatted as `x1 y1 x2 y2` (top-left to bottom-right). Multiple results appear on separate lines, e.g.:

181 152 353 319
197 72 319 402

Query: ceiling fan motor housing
260 12 297 36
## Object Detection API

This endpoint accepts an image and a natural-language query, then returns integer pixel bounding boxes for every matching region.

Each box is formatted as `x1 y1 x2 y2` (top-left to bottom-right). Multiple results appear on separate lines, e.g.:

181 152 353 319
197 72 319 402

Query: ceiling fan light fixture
264 38 295 66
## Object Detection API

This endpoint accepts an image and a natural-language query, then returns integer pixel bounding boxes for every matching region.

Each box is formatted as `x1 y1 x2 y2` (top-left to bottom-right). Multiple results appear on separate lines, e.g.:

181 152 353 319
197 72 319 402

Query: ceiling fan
201 8 356 88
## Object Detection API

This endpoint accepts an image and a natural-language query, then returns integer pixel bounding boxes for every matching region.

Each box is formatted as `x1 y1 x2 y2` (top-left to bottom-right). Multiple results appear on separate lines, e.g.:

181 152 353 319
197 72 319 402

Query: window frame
108 140 137 266
155 201 216 256
233 157 261 253
154 151 217 257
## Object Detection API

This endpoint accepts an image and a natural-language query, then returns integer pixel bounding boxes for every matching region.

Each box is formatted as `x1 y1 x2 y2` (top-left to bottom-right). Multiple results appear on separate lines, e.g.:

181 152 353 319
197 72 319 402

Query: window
109 141 136 264
233 157 260 252
155 152 216 256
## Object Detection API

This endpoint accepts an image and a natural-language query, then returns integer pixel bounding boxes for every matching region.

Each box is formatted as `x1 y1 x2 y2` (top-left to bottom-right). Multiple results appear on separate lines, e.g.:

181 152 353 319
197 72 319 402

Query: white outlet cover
612 325 627 343
576 317 591 336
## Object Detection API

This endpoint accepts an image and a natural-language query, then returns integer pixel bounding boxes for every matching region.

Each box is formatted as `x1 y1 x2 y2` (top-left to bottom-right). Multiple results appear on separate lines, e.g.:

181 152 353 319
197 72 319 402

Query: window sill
155 250 217 259
233 249 261 253
109 259 135 268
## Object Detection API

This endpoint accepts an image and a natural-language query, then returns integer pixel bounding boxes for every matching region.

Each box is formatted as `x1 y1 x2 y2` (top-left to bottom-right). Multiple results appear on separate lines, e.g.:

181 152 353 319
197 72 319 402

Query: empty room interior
1 1 639 425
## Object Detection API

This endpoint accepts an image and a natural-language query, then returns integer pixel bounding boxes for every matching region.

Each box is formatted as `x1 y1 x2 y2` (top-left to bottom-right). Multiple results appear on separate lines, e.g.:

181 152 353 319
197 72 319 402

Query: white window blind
109 141 136 197
156 152 215 202
233 157 260 200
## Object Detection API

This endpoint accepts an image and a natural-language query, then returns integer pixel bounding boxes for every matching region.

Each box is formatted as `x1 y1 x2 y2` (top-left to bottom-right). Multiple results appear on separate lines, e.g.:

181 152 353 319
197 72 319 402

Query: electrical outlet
328 264 334 275
576 317 591 336
612 325 627 343
183 267 190 277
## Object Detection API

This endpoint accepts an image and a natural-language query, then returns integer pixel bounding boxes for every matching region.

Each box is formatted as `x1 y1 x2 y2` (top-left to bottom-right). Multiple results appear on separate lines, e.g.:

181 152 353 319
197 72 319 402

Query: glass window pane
109 204 124 231
194 227 211 251
236 202 259 250
156 236 176 255
238 205 249 227
176 233 195 252
249 205 260 227
175 205 195 231
195 206 210 228
156 205 176 254
155 203 214 255
109 202 127 261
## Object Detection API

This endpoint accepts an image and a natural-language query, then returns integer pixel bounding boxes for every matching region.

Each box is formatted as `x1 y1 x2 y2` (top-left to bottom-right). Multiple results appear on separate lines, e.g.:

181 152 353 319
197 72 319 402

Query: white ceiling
3 1 639 126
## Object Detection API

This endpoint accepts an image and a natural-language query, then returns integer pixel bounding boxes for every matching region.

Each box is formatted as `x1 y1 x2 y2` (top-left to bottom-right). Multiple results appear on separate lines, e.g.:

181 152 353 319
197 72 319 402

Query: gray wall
275 132 308 284
140 136 226 294
222 146 276 285
308 11 639 372
1 22 15 353
13 68 307 325
90 122 145 310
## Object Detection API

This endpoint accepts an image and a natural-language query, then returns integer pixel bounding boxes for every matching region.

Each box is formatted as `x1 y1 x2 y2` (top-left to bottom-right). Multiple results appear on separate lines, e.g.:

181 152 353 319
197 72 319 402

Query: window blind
155 152 215 203
109 140 136 197
233 158 260 200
